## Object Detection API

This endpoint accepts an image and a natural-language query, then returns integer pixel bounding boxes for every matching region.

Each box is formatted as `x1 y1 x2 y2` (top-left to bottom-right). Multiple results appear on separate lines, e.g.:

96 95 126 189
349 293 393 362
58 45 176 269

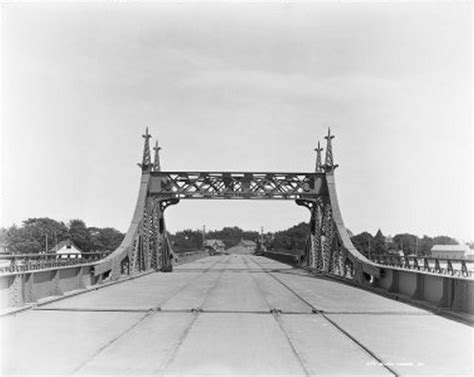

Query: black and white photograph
0 1 472 376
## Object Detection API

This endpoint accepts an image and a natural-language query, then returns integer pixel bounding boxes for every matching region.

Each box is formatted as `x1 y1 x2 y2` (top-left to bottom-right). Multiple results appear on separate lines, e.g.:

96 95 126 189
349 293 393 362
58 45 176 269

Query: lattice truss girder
298 199 356 280
149 172 325 200
113 196 174 278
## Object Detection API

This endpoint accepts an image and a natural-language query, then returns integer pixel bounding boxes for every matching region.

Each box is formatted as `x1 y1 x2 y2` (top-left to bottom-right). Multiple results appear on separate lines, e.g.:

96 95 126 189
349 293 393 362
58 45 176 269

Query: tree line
171 226 259 251
350 230 458 257
2 218 125 254
0 217 462 257
261 222 460 258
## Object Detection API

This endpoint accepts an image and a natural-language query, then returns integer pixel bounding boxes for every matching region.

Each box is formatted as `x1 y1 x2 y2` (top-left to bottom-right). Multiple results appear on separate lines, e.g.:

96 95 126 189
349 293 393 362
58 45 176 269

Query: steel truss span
149 172 325 200
94 127 380 284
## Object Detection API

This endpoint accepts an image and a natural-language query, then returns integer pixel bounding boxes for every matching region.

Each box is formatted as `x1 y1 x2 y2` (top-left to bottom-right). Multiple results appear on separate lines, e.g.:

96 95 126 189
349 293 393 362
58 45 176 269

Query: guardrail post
52 269 62 296
451 279 473 314
412 273 425 300
424 258 430 272
438 277 453 309
24 273 34 303
77 267 86 290
9 274 24 307
388 269 399 293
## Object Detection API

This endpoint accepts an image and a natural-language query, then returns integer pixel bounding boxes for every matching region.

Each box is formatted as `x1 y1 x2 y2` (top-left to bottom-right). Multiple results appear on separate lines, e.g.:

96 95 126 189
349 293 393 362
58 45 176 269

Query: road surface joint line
252 256 398 376
323 311 433 316
71 311 153 375
321 314 400 376
155 255 233 374
244 255 311 377
34 307 150 313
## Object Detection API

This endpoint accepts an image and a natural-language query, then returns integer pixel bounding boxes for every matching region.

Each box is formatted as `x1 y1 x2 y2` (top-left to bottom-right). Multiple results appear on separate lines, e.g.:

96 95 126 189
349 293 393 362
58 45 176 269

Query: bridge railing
0 252 112 275
261 250 303 266
371 255 473 278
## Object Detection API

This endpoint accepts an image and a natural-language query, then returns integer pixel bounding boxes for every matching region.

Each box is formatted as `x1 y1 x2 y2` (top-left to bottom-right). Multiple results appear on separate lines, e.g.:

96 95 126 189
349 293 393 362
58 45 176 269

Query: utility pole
202 225 206 248
368 235 371 259
45 234 48 254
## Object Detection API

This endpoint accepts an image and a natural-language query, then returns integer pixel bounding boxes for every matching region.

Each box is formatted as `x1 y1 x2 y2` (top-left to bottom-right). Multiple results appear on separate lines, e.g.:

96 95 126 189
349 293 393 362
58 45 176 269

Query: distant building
0 241 9 254
239 240 257 252
50 239 83 259
204 239 225 255
387 249 404 257
430 244 471 259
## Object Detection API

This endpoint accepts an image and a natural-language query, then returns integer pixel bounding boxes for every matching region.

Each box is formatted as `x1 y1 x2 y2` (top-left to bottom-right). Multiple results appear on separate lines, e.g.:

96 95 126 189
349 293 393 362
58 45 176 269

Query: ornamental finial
324 127 336 171
315 141 323 172
153 140 162 172
138 127 152 172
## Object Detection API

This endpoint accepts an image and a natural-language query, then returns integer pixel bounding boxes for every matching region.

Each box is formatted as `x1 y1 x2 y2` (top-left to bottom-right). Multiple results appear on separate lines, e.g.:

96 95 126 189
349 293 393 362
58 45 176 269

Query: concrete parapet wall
0 265 95 310
261 251 473 318
1 252 210 311
377 267 473 316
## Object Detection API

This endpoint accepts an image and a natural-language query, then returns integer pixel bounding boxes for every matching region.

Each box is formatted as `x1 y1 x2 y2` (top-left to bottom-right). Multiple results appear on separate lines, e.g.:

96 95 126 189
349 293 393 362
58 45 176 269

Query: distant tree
207 226 245 248
88 227 106 251
172 229 203 251
433 236 458 245
242 231 259 242
272 222 308 251
392 233 418 255
7 218 69 254
68 219 92 252
418 235 434 256
351 232 374 258
373 229 387 256
89 227 124 251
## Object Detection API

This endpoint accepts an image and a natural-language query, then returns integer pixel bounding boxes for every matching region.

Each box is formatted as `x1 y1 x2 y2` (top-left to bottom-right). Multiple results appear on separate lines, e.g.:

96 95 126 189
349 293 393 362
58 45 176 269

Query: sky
1 2 472 242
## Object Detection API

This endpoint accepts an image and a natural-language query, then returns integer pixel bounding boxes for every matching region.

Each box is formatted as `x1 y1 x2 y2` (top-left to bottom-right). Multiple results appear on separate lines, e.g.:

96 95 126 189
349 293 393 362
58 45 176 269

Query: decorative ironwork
138 127 152 171
0 252 112 274
315 141 323 173
149 172 324 200
372 254 473 278
153 140 161 172
324 128 335 171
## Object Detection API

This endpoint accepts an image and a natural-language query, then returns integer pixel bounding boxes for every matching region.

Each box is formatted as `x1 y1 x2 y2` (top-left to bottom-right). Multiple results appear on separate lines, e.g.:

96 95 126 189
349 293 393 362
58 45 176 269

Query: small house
204 239 226 255
239 240 257 252
50 239 83 259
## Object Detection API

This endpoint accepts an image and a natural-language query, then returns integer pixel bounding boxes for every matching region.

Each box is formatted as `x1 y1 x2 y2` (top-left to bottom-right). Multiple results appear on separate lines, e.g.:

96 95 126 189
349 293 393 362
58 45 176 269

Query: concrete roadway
2 254 473 376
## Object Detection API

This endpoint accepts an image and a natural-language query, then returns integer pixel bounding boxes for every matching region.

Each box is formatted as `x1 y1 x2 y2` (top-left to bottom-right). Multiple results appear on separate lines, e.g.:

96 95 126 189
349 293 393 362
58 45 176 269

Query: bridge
1 129 473 375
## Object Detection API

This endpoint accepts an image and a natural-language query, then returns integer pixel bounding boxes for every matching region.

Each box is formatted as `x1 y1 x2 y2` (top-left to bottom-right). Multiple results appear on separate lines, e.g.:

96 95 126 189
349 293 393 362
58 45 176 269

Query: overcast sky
2 2 472 241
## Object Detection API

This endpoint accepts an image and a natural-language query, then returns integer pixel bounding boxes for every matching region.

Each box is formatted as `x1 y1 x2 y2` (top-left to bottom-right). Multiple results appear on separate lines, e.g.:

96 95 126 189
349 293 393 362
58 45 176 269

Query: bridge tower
95 128 177 280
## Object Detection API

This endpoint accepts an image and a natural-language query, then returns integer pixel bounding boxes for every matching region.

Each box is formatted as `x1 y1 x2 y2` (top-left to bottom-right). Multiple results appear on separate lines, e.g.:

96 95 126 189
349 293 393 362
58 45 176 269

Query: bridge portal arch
94 128 380 284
